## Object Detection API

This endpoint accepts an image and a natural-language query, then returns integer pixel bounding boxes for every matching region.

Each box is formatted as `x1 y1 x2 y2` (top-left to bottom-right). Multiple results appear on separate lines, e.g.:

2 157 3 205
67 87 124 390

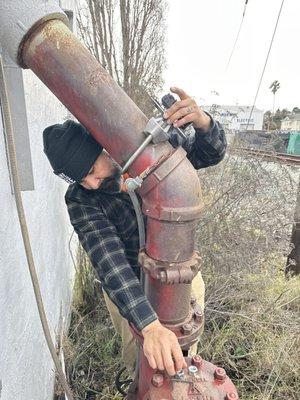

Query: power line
226 0 249 71
246 0 285 130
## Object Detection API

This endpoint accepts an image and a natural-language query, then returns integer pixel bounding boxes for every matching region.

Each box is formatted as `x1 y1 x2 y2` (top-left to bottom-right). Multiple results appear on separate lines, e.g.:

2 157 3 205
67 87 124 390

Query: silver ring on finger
186 106 194 114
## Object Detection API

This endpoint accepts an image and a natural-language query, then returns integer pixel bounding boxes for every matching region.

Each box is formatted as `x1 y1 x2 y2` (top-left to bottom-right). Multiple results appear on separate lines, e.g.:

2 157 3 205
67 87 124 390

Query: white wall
281 117 300 131
0 3 76 398
205 105 264 131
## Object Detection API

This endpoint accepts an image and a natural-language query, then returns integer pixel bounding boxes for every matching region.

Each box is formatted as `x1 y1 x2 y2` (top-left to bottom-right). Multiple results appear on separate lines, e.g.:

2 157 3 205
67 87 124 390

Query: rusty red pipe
21 20 162 172
12 17 238 400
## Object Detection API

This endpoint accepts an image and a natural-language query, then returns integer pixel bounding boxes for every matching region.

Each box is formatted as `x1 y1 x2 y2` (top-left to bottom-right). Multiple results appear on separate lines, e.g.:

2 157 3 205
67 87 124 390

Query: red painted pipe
20 19 238 400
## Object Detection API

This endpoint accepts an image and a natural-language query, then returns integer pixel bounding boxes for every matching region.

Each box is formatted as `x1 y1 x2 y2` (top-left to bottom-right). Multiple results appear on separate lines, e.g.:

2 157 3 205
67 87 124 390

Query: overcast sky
163 0 299 112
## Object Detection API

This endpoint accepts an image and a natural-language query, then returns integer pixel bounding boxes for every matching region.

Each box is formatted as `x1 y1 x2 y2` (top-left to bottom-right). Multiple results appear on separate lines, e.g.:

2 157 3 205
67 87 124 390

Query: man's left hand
163 87 211 132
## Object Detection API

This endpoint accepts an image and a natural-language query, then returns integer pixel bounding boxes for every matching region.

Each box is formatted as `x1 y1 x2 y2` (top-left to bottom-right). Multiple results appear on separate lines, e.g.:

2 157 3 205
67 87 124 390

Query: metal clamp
138 249 201 284
121 112 190 173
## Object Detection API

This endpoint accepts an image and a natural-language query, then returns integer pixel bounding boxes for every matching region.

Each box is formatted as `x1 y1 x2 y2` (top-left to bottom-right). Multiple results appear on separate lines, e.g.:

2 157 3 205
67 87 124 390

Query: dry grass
199 269 300 399
61 246 123 400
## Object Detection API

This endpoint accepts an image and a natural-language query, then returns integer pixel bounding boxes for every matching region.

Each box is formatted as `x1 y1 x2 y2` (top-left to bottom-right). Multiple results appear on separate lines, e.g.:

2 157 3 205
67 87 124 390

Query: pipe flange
0 1 68 67
138 249 201 284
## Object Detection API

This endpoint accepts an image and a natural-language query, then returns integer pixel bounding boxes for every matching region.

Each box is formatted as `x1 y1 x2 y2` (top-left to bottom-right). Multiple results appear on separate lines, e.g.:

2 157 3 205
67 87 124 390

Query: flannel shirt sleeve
182 114 227 170
66 200 158 331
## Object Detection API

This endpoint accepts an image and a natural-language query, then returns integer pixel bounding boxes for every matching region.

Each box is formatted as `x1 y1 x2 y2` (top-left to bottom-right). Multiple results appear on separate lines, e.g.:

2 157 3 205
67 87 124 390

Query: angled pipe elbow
139 147 203 262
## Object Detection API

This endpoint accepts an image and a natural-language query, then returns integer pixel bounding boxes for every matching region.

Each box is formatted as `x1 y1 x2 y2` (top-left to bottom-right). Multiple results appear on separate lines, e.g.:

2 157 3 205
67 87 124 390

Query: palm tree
269 80 280 117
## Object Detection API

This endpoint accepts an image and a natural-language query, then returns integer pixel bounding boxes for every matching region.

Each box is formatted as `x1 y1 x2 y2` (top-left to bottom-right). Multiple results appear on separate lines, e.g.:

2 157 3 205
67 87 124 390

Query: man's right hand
141 319 187 376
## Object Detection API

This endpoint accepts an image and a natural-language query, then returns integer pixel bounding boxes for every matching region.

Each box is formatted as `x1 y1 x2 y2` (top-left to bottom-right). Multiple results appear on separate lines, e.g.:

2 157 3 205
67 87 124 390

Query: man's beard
98 162 122 193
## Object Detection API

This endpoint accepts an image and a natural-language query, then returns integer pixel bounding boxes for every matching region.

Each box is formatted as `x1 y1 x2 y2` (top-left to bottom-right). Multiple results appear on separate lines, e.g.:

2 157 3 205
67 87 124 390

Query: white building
204 105 264 131
0 2 76 399
281 114 300 131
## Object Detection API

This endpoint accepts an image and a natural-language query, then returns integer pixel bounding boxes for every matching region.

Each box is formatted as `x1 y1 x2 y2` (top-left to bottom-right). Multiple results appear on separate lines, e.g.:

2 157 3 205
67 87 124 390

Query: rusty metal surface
21 19 159 170
138 147 187 197
145 219 198 262
139 356 239 400
139 250 201 284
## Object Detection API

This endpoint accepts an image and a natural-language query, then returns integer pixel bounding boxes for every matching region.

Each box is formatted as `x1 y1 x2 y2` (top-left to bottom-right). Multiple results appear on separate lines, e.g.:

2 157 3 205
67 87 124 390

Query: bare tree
77 0 167 116
196 144 298 276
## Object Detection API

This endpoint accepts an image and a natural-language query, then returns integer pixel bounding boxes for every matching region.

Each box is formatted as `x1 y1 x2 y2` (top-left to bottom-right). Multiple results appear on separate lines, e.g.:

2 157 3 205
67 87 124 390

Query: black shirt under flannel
65 118 226 331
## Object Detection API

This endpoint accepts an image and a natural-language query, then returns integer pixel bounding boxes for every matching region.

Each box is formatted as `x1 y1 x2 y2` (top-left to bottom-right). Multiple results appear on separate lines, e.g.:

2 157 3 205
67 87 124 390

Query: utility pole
286 178 300 276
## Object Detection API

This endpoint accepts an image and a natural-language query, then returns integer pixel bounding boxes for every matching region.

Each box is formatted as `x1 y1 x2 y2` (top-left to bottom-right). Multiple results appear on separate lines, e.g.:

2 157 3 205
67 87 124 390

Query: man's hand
163 87 211 132
141 319 187 376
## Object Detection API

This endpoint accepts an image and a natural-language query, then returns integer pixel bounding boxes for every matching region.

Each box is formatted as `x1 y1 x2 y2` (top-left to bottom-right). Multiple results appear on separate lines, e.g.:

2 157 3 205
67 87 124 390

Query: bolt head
152 373 164 388
159 270 167 282
175 369 185 379
194 310 203 322
181 323 192 335
214 367 227 381
225 392 238 400
188 365 198 376
192 355 203 368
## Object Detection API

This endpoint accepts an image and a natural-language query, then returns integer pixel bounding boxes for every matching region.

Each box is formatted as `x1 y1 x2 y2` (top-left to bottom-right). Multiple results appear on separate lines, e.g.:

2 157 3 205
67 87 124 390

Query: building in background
204 105 264 131
281 114 300 131
0 2 76 399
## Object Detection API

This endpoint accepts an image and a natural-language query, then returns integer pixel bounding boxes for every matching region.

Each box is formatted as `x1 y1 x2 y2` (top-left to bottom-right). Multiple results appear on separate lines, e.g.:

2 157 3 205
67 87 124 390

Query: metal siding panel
0 49 34 191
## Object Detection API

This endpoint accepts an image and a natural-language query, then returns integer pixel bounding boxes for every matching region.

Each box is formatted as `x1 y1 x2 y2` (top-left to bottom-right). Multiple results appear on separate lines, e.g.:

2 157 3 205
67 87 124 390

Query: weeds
62 246 123 400
199 271 300 399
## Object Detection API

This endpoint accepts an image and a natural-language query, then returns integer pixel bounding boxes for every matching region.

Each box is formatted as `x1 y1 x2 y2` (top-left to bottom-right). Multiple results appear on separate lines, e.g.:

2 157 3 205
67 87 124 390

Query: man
43 87 226 378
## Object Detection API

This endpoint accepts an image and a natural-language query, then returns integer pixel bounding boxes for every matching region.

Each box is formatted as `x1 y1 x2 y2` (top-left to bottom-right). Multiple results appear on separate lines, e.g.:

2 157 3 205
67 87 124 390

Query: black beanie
43 120 103 183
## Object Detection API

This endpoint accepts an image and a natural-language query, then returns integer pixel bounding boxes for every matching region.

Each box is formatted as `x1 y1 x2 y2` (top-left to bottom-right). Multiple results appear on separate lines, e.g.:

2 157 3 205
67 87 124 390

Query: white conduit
0 55 74 400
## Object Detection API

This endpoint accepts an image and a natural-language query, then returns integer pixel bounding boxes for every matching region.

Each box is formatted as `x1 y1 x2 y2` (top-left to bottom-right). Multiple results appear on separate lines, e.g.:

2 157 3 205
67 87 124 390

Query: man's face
80 151 122 192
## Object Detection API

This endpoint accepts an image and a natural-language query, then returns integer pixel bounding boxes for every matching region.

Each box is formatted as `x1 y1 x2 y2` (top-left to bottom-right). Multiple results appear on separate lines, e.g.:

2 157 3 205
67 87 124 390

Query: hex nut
175 369 185 379
194 310 203 322
214 367 227 381
181 323 192 335
152 373 164 388
188 365 198 376
192 355 203 368
225 392 238 400
160 270 167 282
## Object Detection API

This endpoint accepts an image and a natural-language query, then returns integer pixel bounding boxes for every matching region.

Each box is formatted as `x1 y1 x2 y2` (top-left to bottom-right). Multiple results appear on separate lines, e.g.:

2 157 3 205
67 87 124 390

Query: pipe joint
138 249 201 284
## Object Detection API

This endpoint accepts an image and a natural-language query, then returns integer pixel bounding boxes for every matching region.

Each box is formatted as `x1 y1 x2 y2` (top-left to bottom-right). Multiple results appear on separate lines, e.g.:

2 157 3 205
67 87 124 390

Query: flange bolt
188 365 198 376
152 373 164 388
181 323 192 335
225 392 238 400
175 369 185 379
194 310 203 322
190 297 196 306
192 355 203 368
214 367 227 381
160 271 167 282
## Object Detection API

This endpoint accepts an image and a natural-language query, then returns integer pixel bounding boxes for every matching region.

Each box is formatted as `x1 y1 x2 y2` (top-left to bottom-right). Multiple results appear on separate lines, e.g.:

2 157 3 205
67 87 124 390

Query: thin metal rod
226 0 248 71
246 0 285 130
122 135 153 173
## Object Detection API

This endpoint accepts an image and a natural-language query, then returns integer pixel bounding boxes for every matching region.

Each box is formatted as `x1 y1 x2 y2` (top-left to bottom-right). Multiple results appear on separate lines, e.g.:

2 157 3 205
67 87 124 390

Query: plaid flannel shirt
65 118 226 331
